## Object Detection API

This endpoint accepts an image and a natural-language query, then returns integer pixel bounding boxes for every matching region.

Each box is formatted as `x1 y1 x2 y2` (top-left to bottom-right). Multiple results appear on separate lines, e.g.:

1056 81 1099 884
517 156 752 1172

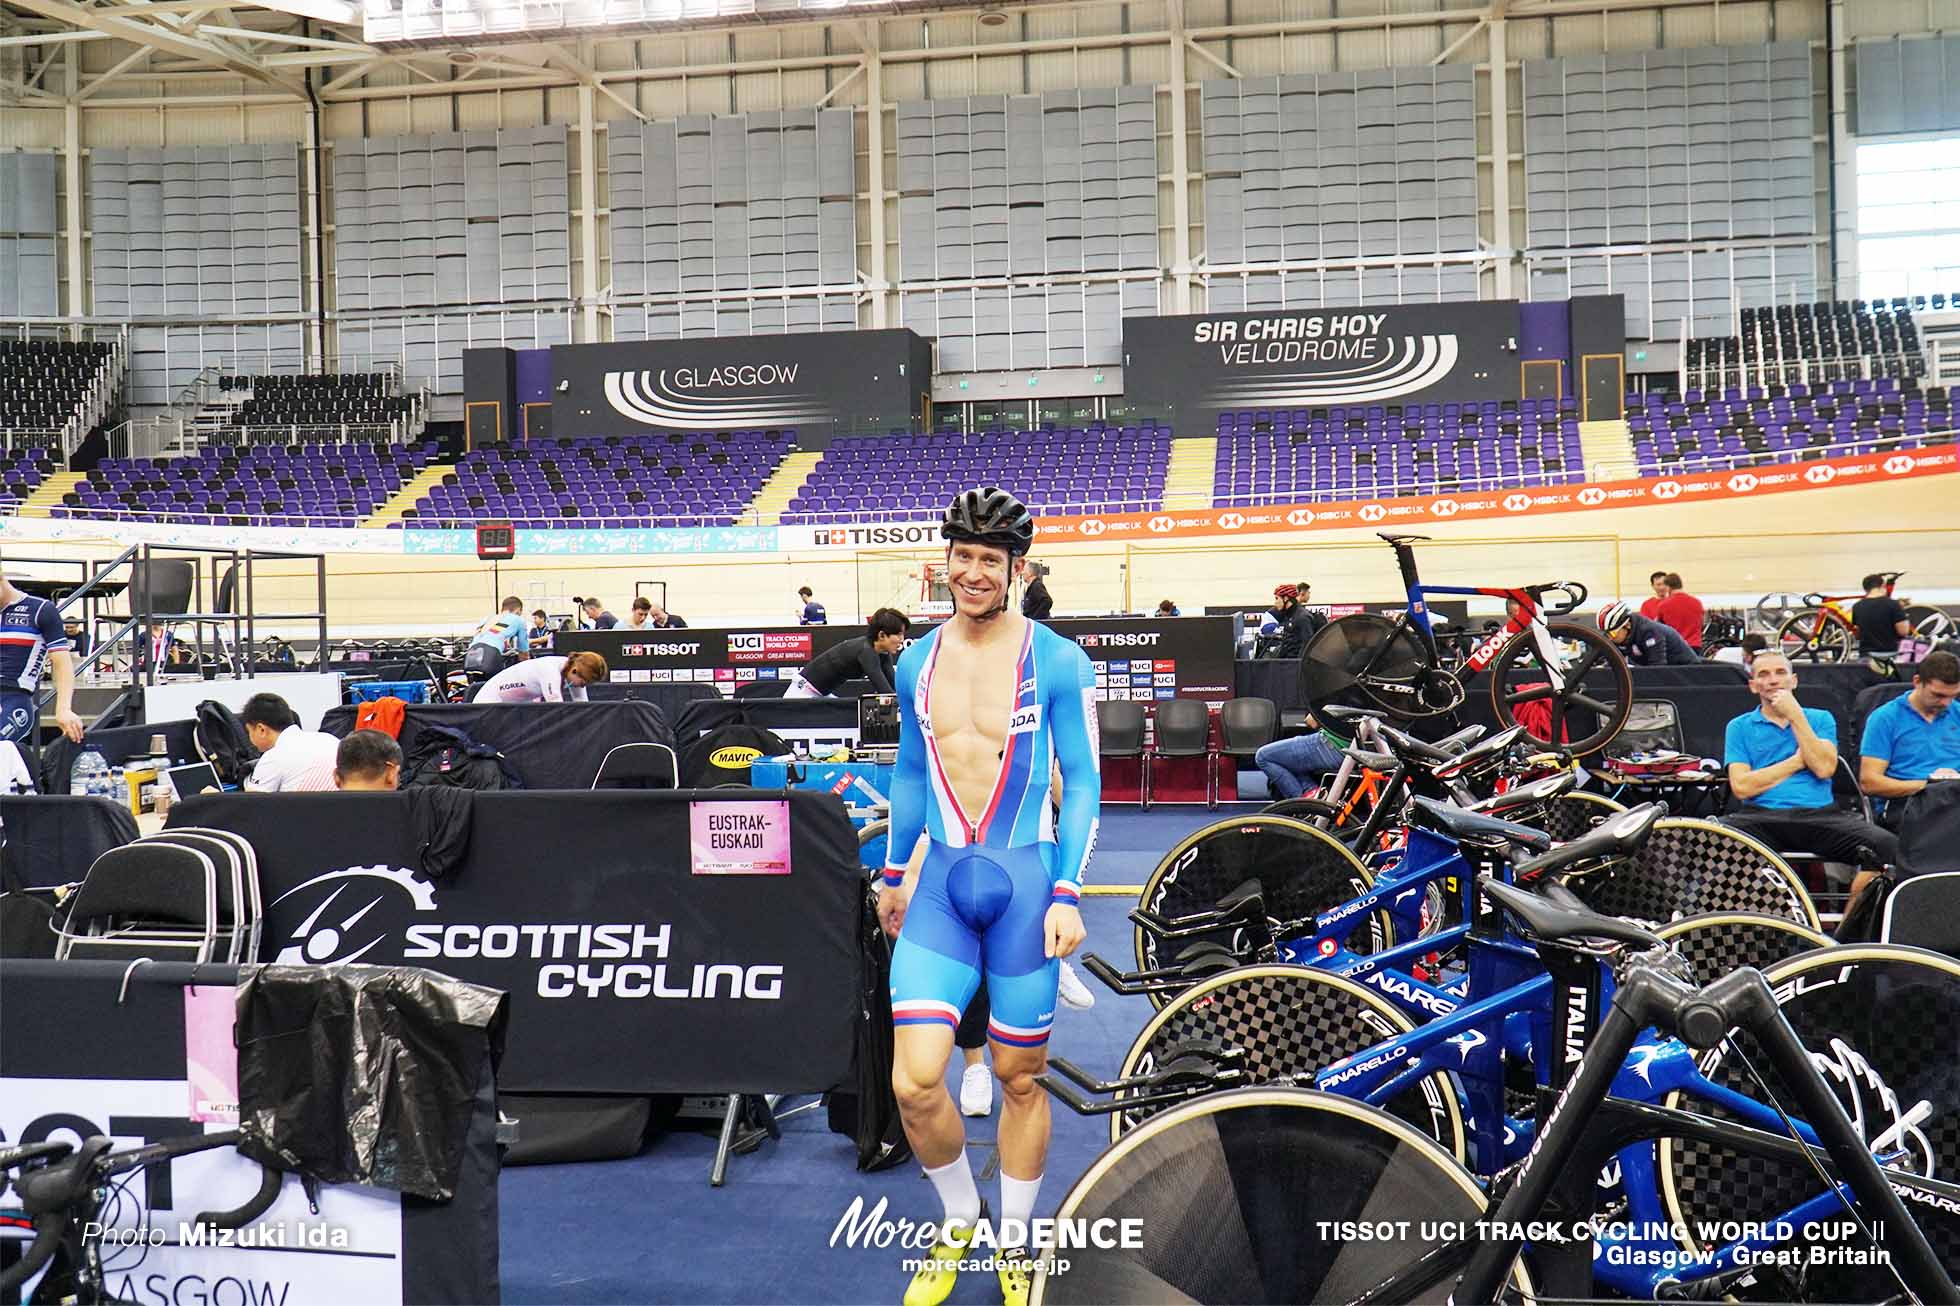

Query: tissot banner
549 329 930 437
1123 302 1522 430
169 791 863 1095
562 617 1237 702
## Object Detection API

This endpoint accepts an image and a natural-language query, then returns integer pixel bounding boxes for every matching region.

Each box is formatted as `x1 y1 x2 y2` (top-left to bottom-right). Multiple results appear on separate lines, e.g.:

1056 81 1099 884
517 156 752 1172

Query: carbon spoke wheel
1486 622 1632 758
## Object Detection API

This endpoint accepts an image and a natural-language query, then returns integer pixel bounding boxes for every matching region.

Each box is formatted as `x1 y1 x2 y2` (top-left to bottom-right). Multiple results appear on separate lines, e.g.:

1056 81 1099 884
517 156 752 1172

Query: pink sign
690 799 792 875
184 985 239 1124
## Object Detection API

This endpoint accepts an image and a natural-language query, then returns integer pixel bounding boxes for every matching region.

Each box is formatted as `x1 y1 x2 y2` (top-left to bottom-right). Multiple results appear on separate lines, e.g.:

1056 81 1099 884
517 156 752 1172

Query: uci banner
549 329 931 437
1123 302 1522 431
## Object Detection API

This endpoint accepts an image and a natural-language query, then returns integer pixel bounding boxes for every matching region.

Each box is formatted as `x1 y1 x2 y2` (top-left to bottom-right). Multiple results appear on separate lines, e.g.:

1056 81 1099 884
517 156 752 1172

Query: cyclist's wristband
1051 881 1082 906
879 866 906 889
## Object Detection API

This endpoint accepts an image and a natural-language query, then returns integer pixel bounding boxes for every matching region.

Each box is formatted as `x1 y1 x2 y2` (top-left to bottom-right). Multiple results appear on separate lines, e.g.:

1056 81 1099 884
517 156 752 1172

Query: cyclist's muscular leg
991 1040 1052 1182
891 1023 967 1166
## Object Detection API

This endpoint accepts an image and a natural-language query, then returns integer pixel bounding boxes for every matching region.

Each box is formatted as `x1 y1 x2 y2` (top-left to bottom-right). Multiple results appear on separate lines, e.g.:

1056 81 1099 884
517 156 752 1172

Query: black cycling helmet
942 487 1035 557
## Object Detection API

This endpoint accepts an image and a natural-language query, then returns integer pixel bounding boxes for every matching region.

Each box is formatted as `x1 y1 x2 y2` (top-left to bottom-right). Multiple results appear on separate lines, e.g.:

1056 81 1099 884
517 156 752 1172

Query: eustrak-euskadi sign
550 329 929 436
1123 302 1522 429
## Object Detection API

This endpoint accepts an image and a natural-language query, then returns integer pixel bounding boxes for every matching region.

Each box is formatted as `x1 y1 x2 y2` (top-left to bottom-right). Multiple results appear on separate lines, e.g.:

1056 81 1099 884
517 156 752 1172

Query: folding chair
55 841 223 963
144 828 262 962
592 742 680 790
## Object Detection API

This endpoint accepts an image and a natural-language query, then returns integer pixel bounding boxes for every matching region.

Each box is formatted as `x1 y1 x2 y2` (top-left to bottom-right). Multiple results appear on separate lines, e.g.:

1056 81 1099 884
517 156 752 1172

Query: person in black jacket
1597 600 1701 666
1021 559 1054 620
1268 584 1311 659
787 608 909 698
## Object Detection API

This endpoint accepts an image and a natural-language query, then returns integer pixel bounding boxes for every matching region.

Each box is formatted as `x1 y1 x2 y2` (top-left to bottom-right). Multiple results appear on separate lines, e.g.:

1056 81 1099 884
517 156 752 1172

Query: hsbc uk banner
549 329 930 437
1123 302 1522 431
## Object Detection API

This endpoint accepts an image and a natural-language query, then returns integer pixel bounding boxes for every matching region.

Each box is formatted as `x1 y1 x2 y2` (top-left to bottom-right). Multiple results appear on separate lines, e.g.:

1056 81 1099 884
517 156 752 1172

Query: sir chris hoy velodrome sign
1125 302 1518 426
553 330 930 437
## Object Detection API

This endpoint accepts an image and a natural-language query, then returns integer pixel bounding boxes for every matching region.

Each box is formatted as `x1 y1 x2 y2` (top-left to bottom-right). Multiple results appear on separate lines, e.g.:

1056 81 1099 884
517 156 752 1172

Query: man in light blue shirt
1722 650 1898 902
1858 650 1960 818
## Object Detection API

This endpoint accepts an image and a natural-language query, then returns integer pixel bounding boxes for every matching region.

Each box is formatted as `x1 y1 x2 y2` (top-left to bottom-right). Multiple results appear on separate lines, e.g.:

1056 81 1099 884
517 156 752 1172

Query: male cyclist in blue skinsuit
878 489 1099 1306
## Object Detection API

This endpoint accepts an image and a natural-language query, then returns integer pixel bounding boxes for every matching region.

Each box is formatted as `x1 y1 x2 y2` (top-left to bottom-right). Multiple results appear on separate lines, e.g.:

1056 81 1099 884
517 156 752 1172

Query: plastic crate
348 680 429 704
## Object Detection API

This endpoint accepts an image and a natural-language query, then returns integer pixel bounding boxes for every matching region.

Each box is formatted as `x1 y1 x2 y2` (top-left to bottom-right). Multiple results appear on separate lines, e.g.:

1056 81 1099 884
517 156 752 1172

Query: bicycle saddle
1407 795 1552 852
1321 704 1387 724
1375 722 1457 766
1377 533 1431 544
1431 725 1528 781
1509 802 1667 883
1481 876 1663 949
1466 769 1578 816
1340 746 1399 771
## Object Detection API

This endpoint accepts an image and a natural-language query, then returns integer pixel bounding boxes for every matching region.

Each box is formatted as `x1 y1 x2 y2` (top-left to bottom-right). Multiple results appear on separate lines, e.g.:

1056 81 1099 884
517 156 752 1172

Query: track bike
1303 534 1633 757
1035 882 1960 1304
0 1132 287 1305
1758 571 1956 663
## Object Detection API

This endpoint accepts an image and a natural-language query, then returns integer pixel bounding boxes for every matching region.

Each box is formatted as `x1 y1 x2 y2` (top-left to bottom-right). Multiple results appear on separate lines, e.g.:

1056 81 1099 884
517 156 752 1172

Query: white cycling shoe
1057 959 1096 1011
959 1063 994 1117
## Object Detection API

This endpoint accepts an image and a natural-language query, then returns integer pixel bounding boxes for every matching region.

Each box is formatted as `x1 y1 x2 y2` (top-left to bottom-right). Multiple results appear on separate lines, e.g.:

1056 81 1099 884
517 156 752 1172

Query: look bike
1035 881 1960 1304
1303 534 1633 758
1756 572 1956 664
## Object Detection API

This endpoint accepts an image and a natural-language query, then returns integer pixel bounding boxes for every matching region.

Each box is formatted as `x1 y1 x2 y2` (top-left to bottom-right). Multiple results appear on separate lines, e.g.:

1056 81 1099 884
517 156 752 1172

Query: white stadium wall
4 0 1952 422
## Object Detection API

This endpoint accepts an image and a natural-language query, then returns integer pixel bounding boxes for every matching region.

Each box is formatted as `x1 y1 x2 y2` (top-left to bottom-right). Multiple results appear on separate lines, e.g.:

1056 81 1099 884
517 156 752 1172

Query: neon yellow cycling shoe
901 1205 987 1306
997 1247 1034 1306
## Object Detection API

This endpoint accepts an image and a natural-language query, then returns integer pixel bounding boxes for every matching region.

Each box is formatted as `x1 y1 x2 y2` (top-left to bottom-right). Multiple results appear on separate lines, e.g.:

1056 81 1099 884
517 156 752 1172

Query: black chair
591 742 680 790
1153 698 1217 809
1880 872 1960 956
1772 755 1876 921
54 840 223 963
1098 699 1149 808
1217 697 1278 802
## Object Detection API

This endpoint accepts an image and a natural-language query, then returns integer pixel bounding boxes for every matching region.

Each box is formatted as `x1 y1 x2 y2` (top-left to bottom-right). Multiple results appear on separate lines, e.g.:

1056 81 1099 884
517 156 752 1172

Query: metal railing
206 422 411 447
1 428 65 456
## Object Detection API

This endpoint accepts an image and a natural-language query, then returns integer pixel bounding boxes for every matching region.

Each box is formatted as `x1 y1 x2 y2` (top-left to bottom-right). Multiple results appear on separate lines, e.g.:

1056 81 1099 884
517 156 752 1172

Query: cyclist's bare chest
927 638 1024 797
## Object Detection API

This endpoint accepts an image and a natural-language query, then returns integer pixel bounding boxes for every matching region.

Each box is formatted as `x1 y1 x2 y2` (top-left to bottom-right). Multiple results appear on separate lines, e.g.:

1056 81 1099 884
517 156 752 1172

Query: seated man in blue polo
1722 649 1898 904
1858 649 1960 825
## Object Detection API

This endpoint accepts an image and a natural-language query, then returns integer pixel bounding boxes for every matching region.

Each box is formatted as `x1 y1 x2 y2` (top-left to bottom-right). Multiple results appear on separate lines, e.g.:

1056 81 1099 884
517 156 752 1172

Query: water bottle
70 749 109 797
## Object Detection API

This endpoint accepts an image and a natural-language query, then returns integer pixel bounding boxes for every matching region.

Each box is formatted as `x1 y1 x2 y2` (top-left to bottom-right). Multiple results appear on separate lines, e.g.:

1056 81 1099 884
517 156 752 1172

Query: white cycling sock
1000 1171 1043 1247
924 1149 982 1230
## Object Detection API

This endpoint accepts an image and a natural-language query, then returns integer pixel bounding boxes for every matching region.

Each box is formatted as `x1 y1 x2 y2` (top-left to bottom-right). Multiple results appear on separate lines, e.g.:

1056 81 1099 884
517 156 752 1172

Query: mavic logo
1805 464 1837 485
1429 498 1460 518
1217 512 1246 530
1727 473 1759 493
1651 480 1683 500
1885 454 1918 475
1358 504 1387 523
1078 519 1107 537
1577 487 1606 507
1503 493 1533 513
1147 516 1174 534
1286 507 1315 527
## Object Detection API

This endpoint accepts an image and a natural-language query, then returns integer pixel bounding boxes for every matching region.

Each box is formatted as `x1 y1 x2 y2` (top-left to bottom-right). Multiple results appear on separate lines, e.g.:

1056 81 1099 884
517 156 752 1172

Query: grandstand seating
780 425 1173 523
214 372 415 434
53 441 442 527
1687 298 1929 392
1626 379 1953 476
1211 400 1584 506
0 447 59 511
403 430 792 528
0 339 113 438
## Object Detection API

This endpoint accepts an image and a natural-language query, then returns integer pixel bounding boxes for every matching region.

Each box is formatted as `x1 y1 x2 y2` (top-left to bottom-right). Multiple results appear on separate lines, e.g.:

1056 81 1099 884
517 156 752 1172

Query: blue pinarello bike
1302 533 1634 758
1053 794 1960 1299
1034 880 1960 1304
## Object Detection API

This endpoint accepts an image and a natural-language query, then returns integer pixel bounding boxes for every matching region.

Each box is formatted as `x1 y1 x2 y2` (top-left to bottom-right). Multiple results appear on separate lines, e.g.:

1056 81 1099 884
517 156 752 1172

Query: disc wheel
1518 790 1627 842
1907 605 1954 644
1651 912 1831 984
1134 815 1385 1009
1302 613 1454 722
1565 819 1819 930
1754 592 1807 632
1778 609 1851 663
1662 946 1960 1301
1111 964 1466 1157
1035 1089 1534 1305
1487 621 1632 758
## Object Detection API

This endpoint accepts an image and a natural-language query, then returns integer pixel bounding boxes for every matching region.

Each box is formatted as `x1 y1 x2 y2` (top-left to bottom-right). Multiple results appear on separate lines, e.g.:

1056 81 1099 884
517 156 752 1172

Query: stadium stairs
1163 436 1216 509
18 472 86 518
1578 418 1635 479
364 462 456 527
746 450 822 525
